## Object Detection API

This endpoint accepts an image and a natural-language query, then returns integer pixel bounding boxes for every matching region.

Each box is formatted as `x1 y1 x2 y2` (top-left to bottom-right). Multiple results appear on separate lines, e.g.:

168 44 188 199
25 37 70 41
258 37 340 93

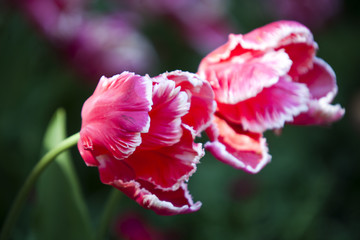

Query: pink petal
241 20 317 77
297 58 337 100
282 42 317 78
198 50 293 104
205 115 271 173
242 21 314 49
112 180 202 215
292 58 345 125
140 78 190 150
96 155 201 215
96 154 136 184
198 21 317 88
162 70 216 135
77 137 99 166
78 72 153 163
291 100 345 125
217 77 310 132
199 21 315 64
127 125 203 190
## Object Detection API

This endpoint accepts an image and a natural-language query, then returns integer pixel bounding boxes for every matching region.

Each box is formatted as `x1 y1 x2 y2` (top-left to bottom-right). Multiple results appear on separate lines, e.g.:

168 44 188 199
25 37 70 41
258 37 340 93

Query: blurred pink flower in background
20 0 85 41
114 212 162 240
65 15 158 79
78 71 215 215
122 0 193 15
114 212 181 240
198 20 345 173
21 0 158 80
20 0 237 79
174 7 234 53
122 0 235 53
265 0 342 30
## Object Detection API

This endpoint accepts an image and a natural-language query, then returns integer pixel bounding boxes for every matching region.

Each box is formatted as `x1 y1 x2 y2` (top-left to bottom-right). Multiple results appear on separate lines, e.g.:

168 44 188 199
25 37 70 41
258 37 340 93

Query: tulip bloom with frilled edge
78 71 216 215
198 20 344 173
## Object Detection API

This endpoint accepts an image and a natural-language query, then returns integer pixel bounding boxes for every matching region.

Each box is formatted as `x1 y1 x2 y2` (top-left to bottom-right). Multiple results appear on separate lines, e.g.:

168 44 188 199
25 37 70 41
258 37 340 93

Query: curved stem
0 132 80 240
97 188 122 240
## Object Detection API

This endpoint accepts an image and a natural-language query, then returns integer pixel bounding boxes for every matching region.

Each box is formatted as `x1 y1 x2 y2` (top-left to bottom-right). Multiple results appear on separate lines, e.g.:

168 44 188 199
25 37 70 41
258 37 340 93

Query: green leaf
33 109 94 240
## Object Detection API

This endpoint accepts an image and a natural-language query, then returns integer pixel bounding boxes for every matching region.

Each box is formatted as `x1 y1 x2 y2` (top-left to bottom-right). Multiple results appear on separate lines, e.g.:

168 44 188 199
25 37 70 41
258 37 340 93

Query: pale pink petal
139 78 190 150
205 116 271 173
112 180 201 215
242 20 314 50
198 50 292 104
162 70 216 135
198 21 317 84
79 72 153 162
241 20 317 77
216 77 310 132
292 58 345 125
127 125 203 190
291 100 345 125
199 21 315 63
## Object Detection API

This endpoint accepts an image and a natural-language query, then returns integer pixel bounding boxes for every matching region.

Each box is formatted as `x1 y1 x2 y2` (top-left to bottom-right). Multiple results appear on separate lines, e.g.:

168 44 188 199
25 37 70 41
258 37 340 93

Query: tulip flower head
198 20 344 173
78 71 215 215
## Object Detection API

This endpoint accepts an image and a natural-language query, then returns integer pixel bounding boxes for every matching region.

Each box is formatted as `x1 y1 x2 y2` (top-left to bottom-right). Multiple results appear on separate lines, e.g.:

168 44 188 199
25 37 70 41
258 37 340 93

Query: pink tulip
198 20 344 173
78 71 215 215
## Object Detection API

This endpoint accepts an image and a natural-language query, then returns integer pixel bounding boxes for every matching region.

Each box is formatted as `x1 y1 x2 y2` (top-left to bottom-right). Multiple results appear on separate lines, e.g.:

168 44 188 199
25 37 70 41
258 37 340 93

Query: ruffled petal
217 77 310 132
198 49 292 104
282 42 317 78
198 20 315 64
96 155 201 215
96 154 136 184
241 20 315 51
297 58 337 100
162 70 216 135
140 78 190 150
291 100 345 125
79 72 153 162
205 115 271 173
111 180 202 215
292 58 345 125
127 125 203 190
243 21 317 76
198 21 317 87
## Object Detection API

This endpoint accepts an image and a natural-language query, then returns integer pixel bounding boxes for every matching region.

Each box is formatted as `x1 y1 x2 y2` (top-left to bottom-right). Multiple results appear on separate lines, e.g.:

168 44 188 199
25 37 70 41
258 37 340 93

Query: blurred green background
1 0 359 239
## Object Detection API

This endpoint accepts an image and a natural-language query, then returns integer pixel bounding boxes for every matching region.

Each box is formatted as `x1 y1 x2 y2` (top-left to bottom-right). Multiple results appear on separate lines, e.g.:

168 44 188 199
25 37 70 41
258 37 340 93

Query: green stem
0 132 80 240
97 188 122 240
